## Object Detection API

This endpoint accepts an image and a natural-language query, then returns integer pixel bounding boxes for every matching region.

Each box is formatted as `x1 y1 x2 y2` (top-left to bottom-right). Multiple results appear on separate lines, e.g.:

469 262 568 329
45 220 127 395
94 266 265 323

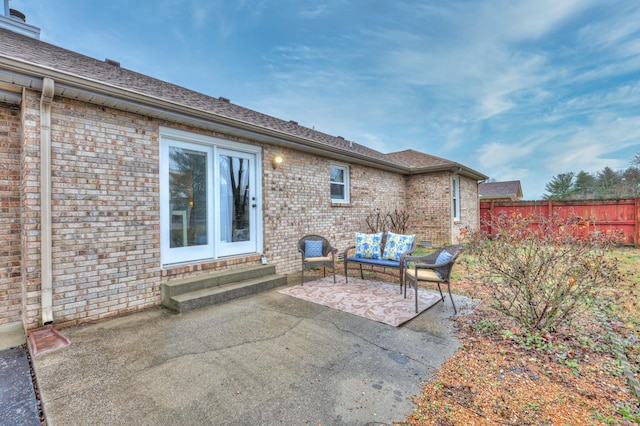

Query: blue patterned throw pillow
435 250 453 265
354 232 383 259
382 232 415 261
434 250 453 278
304 240 324 258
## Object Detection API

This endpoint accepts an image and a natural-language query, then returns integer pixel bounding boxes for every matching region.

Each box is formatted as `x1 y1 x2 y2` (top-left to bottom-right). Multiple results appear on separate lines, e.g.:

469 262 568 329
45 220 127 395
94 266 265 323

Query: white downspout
40 77 54 326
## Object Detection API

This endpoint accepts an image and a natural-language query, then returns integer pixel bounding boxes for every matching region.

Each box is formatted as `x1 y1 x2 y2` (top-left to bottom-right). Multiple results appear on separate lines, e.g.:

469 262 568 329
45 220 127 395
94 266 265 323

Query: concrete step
161 269 287 313
162 265 277 301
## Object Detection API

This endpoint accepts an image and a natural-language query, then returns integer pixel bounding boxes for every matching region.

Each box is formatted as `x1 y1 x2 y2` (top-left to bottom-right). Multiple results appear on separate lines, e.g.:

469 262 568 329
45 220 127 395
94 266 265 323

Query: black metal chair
298 235 337 284
403 245 463 313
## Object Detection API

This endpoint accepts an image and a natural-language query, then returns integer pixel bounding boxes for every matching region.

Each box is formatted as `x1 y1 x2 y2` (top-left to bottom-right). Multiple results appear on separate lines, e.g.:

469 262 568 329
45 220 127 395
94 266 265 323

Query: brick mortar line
593 305 640 401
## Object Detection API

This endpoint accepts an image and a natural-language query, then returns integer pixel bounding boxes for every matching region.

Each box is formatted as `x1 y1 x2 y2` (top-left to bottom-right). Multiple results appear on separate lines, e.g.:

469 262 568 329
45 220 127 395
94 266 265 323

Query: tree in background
595 167 623 198
623 167 640 196
543 172 575 200
543 152 640 200
573 170 596 199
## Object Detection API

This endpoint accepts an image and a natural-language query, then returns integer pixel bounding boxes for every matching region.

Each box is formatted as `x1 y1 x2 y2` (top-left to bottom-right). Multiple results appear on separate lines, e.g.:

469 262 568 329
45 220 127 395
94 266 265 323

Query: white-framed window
452 175 460 221
330 163 350 203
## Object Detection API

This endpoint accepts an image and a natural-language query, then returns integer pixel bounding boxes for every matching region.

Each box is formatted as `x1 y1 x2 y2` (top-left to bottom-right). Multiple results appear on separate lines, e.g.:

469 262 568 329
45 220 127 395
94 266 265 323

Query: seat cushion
304 240 324 258
304 256 332 262
406 268 443 282
346 257 400 268
381 232 415 261
354 232 383 259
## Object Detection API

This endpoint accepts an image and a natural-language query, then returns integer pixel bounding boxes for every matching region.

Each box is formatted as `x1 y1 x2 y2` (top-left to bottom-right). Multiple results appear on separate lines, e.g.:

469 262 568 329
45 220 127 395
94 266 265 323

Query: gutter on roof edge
0 55 486 177
409 164 487 181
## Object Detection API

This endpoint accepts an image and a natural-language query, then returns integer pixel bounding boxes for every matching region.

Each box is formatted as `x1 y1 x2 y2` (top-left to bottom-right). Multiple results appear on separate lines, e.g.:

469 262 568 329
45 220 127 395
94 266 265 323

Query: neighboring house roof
479 180 523 200
0 28 487 180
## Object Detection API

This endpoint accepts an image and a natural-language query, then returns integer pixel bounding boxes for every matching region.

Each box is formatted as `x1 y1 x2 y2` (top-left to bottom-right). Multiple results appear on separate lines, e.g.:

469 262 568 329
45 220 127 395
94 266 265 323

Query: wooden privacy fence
480 198 640 247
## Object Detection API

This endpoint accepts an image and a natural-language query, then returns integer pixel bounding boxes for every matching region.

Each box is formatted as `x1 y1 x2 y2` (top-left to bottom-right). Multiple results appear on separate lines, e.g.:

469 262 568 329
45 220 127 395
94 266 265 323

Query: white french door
217 148 258 257
160 128 261 266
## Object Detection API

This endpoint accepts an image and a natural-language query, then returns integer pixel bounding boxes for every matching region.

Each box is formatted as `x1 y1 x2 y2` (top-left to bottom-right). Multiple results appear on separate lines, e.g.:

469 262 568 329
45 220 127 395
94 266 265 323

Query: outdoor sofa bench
343 231 416 292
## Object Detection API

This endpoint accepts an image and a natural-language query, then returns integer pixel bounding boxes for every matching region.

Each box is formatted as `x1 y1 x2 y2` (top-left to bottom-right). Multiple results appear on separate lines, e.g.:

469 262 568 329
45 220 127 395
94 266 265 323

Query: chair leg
414 281 419 313
446 282 457 314
436 283 445 302
301 265 304 286
332 264 336 283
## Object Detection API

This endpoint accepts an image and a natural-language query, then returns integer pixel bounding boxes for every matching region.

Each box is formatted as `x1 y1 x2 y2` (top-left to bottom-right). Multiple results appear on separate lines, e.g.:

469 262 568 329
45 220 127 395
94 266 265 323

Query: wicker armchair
403 245 463 313
298 235 337 284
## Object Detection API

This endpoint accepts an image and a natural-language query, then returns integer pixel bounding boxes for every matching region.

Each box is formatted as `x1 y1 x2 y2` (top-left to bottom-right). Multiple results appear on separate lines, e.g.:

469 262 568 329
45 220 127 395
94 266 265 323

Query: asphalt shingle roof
0 27 486 178
384 149 456 169
478 180 523 199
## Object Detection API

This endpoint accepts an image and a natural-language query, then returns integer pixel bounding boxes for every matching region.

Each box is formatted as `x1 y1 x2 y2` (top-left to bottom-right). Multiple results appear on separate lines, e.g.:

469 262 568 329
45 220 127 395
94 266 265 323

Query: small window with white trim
452 175 460 221
330 164 349 203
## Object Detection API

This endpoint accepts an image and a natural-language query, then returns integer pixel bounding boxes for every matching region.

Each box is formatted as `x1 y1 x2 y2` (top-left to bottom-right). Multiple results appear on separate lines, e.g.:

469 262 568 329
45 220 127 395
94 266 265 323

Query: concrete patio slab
32 281 470 425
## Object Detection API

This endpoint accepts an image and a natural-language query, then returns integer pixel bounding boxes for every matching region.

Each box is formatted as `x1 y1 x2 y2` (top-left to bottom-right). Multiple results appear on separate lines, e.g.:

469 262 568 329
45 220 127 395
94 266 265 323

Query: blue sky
14 0 640 199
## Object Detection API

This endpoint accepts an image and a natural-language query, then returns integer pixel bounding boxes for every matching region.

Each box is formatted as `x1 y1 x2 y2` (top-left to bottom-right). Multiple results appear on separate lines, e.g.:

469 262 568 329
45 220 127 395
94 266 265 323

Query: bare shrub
365 208 411 234
462 211 623 332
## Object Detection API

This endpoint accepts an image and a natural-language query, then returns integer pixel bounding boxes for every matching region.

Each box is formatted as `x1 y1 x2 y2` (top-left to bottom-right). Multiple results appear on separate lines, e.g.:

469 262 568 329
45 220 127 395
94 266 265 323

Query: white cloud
478 140 539 171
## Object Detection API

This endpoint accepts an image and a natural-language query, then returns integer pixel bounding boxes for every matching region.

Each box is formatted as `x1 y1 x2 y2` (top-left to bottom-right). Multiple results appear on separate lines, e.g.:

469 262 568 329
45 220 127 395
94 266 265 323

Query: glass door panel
169 146 208 248
218 150 256 256
160 138 213 265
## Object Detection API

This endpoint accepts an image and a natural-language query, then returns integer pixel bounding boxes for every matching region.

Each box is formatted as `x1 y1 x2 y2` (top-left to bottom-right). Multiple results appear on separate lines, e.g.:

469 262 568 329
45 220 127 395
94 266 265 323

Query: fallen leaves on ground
399 253 640 426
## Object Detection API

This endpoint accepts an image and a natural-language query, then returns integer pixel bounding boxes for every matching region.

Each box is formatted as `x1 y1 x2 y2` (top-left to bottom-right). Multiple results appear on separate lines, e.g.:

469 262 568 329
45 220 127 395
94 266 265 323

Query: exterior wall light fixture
272 155 284 169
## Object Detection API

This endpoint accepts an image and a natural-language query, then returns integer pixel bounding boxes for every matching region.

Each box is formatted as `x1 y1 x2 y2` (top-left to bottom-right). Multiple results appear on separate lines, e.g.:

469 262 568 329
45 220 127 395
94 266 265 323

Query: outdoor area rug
277 275 442 326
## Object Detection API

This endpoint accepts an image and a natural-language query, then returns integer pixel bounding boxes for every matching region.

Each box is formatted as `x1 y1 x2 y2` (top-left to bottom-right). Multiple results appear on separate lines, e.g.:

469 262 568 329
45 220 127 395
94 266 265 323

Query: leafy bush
462 211 623 332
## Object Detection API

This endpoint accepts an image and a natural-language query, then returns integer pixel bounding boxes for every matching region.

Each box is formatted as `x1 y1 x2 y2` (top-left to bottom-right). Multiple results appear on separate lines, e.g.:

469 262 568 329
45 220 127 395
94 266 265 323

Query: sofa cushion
346 257 400 268
354 232 383 259
382 232 415 261
304 240 324 258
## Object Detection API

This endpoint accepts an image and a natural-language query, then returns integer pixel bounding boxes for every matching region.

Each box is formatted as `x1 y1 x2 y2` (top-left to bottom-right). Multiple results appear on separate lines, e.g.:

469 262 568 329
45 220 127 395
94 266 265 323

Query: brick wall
261 145 407 274
406 172 452 247
50 98 162 328
0 102 22 326
8 90 481 329
20 91 41 329
19 92 164 329
453 175 480 243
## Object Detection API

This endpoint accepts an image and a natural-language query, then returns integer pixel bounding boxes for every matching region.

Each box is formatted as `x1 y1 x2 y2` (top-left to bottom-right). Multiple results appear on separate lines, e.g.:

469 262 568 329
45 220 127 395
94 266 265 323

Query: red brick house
0 19 486 331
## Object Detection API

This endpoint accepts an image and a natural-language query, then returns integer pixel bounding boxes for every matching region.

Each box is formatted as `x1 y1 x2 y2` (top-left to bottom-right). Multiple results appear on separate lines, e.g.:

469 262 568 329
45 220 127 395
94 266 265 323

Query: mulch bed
399 269 640 425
